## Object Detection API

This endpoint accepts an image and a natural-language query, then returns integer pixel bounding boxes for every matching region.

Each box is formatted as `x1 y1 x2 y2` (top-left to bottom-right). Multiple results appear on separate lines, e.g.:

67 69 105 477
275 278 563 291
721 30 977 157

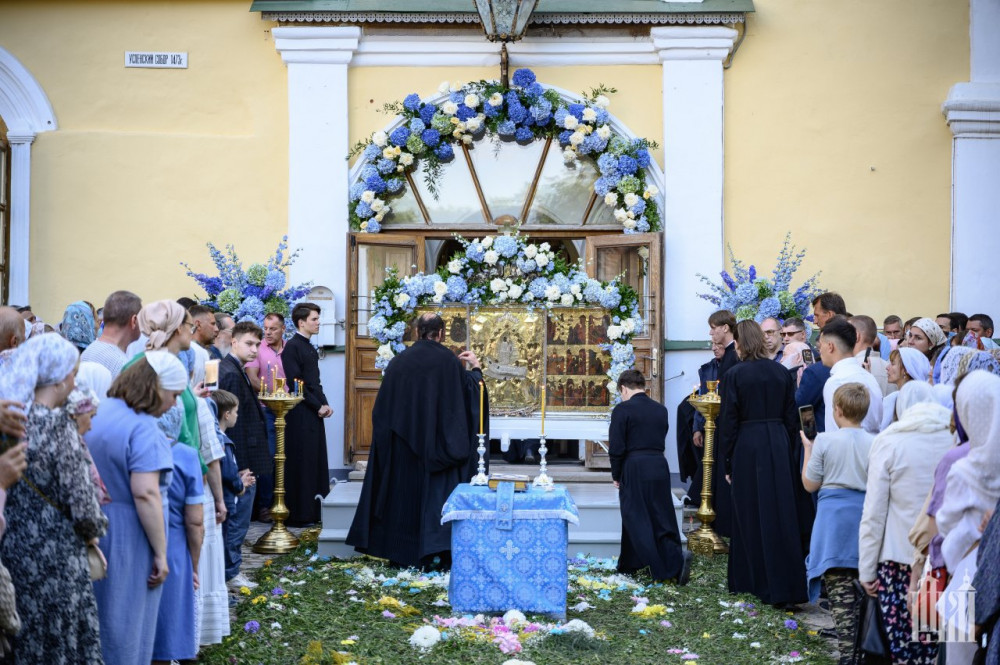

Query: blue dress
86 397 173 665
153 443 204 660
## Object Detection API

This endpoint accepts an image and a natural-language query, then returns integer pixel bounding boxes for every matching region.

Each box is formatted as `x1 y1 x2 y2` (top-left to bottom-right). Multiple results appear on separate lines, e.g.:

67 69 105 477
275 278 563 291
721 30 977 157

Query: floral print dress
0 404 108 665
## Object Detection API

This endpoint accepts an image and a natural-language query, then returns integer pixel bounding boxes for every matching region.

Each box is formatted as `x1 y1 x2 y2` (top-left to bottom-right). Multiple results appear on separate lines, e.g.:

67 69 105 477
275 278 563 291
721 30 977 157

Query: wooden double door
344 230 662 466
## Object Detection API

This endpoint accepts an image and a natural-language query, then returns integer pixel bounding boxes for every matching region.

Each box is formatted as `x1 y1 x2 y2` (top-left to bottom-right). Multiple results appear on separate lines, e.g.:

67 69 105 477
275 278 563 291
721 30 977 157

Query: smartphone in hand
799 405 817 440
801 349 815 365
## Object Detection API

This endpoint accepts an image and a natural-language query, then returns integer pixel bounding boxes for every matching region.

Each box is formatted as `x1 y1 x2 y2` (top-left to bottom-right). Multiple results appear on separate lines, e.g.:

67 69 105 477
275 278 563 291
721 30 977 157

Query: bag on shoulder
24 477 107 581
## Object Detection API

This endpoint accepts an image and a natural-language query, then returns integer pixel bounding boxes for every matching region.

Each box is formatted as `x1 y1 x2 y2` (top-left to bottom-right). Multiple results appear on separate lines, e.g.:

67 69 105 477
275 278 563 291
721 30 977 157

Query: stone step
319 481 687 560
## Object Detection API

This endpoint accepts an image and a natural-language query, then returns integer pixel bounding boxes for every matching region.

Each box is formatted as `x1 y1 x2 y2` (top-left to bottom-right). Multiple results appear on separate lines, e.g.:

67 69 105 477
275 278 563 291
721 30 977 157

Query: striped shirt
80 340 128 378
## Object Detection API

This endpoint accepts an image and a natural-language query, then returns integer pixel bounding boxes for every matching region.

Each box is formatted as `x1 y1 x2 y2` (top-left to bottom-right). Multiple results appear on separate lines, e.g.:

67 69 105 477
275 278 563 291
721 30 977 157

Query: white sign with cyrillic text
125 52 188 69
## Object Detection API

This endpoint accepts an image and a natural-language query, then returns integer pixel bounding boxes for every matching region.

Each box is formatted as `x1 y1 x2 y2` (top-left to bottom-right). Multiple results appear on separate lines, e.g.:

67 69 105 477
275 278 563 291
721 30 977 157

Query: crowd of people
678 294 1000 664
0 292 332 664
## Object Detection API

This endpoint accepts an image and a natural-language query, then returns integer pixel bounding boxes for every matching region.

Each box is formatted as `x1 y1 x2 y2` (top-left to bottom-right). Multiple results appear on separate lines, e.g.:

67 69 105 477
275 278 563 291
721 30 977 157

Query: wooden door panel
348 387 380 459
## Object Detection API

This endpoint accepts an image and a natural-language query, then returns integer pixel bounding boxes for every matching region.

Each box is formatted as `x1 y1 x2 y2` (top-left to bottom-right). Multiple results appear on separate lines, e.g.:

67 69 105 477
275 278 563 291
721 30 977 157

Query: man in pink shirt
245 312 285 522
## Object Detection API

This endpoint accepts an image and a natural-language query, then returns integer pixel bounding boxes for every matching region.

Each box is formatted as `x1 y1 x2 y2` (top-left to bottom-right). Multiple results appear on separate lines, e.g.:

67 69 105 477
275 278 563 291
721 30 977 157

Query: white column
273 26 361 344
7 133 34 306
944 0 1000 316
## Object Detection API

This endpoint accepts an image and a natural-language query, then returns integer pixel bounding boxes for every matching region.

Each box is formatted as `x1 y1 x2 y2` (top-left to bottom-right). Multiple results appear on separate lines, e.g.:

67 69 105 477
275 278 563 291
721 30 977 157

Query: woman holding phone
718 320 809 607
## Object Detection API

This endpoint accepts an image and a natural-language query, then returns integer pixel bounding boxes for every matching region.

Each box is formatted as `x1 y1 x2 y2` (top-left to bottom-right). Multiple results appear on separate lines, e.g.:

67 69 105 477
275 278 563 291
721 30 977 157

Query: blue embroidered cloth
442 483 579 617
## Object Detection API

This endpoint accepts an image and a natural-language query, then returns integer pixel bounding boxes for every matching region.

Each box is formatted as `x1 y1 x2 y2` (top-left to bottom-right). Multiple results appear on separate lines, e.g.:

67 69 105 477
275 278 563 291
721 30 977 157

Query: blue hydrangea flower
618 155 638 175
515 127 533 142
512 68 536 88
364 173 386 194
629 200 646 216
449 91 464 104
734 282 758 306
349 182 366 201
359 164 378 181
355 201 374 218
483 104 500 118
386 178 404 193
236 296 265 324
567 103 585 119
528 277 549 298
583 280 603 303
466 242 485 262
389 127 411 147
594 176 617 197
445 275 467 301
421 129 441 148
419 104 436 125
435 144 454 160
367 315 387 337
598 288 622 309
265 269 286 292
376 158 396 175
518 258 537 273
597 153 620 176
553 108 569 128
551 274 570 291
635 149 651 168
530 99 552 123
493 236 518 258
595 108 610 125
755 296 781 322
558 130 573 145
362 144 381 161
408 118 426 134
403 93 422 112
365 220 381 233
507 102 527 124
635 217 650 233
525 82 545 100
580 134 607 155
456 105 476 121
386 321 407 339
497 120 517 137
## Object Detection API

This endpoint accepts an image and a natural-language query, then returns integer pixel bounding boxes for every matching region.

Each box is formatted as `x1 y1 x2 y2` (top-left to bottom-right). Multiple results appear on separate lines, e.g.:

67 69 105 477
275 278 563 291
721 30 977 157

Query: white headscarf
912 318 946 349
897 347 931 383
0 333 80 405
880 381 950 435
145 350 189 391
939 346 976 386
950 371 1000 513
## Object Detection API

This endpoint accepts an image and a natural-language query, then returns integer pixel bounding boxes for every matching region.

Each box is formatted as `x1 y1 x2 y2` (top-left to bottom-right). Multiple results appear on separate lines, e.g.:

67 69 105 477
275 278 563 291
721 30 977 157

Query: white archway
0 47 57 305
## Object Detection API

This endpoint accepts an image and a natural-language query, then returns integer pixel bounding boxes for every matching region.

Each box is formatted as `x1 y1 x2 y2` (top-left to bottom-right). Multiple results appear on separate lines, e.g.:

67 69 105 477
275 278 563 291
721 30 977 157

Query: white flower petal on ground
503 609 527 626
560 619 595 638
409 625 441 650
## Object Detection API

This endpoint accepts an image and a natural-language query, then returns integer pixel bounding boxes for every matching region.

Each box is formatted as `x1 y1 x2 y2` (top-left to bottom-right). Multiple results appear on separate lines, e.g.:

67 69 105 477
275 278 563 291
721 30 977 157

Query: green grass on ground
201 545 835 665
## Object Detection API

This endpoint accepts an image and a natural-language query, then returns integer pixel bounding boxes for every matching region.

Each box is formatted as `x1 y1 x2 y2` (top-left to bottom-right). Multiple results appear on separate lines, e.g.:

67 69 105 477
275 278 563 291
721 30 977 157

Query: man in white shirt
849 315 894 396
818 317 883 434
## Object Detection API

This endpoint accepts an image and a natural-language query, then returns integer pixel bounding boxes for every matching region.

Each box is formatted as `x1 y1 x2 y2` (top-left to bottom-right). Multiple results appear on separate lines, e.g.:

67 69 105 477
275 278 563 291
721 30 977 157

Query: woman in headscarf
907 318 948 383
0 334 109 665
87 351 187 664
881 347 931 431
858 381 953 664
60 301 97 351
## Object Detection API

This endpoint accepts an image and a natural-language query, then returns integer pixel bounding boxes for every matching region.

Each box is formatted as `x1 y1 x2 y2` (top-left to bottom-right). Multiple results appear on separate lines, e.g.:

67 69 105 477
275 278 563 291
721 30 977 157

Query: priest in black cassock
610 369 692 584
281 302 331 527
708 309 740 538
346 313 486 569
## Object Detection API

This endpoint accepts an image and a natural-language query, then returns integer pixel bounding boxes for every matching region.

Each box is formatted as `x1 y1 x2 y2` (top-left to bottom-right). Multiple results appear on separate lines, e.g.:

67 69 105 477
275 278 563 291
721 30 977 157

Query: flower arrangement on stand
696 233 822 323
181 236 312 328
348 68 661 235
365 232 642 406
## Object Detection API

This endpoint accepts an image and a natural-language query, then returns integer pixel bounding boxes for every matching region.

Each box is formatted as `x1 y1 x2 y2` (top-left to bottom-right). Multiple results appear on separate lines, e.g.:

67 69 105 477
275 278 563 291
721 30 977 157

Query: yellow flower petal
239 586 251 595
702 632 712 638
341 639 356 645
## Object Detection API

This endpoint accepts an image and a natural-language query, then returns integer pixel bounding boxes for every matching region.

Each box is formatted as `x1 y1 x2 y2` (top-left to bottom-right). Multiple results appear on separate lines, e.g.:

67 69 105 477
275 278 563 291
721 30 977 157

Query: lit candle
540 385 546 436
478 380 484 435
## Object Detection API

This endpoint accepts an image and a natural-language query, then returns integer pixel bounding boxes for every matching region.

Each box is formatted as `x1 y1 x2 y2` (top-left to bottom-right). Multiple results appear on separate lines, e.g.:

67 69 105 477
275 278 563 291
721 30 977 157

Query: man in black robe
610 369 692 584
706 309 739 538
347 313 485 569
281 302 331 527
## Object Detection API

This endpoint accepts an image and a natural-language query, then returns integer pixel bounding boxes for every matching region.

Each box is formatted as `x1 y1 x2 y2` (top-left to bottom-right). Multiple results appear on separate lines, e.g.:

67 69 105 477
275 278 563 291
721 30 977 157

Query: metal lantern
472 0 539 88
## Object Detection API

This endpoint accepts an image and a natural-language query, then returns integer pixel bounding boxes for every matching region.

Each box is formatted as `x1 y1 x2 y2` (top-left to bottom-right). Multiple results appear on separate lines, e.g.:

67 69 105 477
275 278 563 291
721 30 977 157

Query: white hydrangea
490 278 507 292
376 344 394 361
623 192 640 207
560 619 595 638
484 250 499 265
563 148 577 163
597 124 612 140
441 101 459 115
544 285 561 301
539 242 551 251
361 191 375 204
560 293 575 307
394 293 411 308
409 625 441 651
481 236 494 248
448 259 463 274
607 380 618 394
535 252 549 267
582 107 597 122
372 130 388 147
570 284 581 296
523 244 538 259
508 283 524 299
622 318 636 333
563 115 578 130
594 94 610 109
607 325 623 340
604 192 618 207
503 609 527 626
464 93 479 108
399 153 414 167
466 117 482 132
488 92 504 107
569 131 585 146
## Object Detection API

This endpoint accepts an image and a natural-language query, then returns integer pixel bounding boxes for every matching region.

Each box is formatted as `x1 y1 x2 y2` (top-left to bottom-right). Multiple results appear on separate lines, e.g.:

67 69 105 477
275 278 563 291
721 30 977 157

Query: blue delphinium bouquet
697 233 822 322
182 236 312 327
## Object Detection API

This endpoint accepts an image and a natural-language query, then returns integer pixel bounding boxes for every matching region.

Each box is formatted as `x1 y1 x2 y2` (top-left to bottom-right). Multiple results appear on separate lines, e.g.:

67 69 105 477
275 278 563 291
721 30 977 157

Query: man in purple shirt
244 312 285 522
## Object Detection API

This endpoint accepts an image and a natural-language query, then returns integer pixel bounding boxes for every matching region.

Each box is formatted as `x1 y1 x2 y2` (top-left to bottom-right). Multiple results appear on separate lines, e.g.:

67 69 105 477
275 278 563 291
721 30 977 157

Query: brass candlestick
687 380 729 556
253 380 304 554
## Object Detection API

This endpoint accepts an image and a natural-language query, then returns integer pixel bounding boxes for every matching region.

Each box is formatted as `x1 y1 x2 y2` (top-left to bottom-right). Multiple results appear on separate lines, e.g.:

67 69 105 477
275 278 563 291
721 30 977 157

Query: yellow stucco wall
724 0 968 323
0 1 288 324
0 0 968 328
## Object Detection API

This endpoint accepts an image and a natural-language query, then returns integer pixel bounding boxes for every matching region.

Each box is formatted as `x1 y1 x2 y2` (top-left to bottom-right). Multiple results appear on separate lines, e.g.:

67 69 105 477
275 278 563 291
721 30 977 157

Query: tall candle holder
532 434 553 488
470 433 489 486
253 378 304 554
686 380 729 556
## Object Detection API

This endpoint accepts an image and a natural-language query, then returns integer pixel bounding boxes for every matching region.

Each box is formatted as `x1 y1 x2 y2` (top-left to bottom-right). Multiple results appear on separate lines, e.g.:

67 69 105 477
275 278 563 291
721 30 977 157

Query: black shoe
677 550 693 586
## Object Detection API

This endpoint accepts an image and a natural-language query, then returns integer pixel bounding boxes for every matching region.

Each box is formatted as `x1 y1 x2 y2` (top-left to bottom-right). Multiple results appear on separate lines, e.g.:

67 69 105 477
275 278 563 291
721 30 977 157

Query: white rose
582 107 597 122
607 325 623 340
535 252 549 267
394 293 411 308
448 259 463 274
624 192 639 207
523 245 537 259
490 278 507 292
644 185 660 199
544 285 561 301
508 283 524 299
570 284 581 295
452 128 464 139
564 115 578 130
464 93 479 108
370 199 385 212
466 117 482 132
376 344 394 360
462 135 473 145
442 101 459 115
595 94 610 109
604 192 618 207
627 210 636 219
561 293 575 307
372 131 388 147
382 147 396 160
484 250 499 265
481 236 493 248
434 281 448 297
399 153 414 167
622 318 636 333
438 81 451 94
540 242 551 251
375 211 386 222
361 190 375 204
623 218 637 230
397 165 404 173
488 92 504 107
614 208 628 222
569 131 585 146
597 124 612 140
563 148 577 163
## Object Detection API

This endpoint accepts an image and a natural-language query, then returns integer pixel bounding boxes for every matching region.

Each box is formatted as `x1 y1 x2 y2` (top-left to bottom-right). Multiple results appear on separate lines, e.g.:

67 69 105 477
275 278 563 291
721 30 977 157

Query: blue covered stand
442 483 579 618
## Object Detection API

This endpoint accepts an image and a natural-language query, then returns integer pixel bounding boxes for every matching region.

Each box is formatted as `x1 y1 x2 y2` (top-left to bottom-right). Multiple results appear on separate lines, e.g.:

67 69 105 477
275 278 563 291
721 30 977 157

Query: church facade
1 0 995 471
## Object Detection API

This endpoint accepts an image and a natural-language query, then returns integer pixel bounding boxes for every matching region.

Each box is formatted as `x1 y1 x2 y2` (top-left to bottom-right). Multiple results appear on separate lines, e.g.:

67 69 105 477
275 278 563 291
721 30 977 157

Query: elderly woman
859 382 953 664
779 340 811 384
88 352 187 664
880 347 931 431
61 300 98 351
0 333 109 664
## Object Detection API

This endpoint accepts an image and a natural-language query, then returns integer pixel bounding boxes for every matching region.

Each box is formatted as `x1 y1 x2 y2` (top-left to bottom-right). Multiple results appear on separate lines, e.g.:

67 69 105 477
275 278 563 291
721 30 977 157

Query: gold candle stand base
687 380 729 557
253 389 305 555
